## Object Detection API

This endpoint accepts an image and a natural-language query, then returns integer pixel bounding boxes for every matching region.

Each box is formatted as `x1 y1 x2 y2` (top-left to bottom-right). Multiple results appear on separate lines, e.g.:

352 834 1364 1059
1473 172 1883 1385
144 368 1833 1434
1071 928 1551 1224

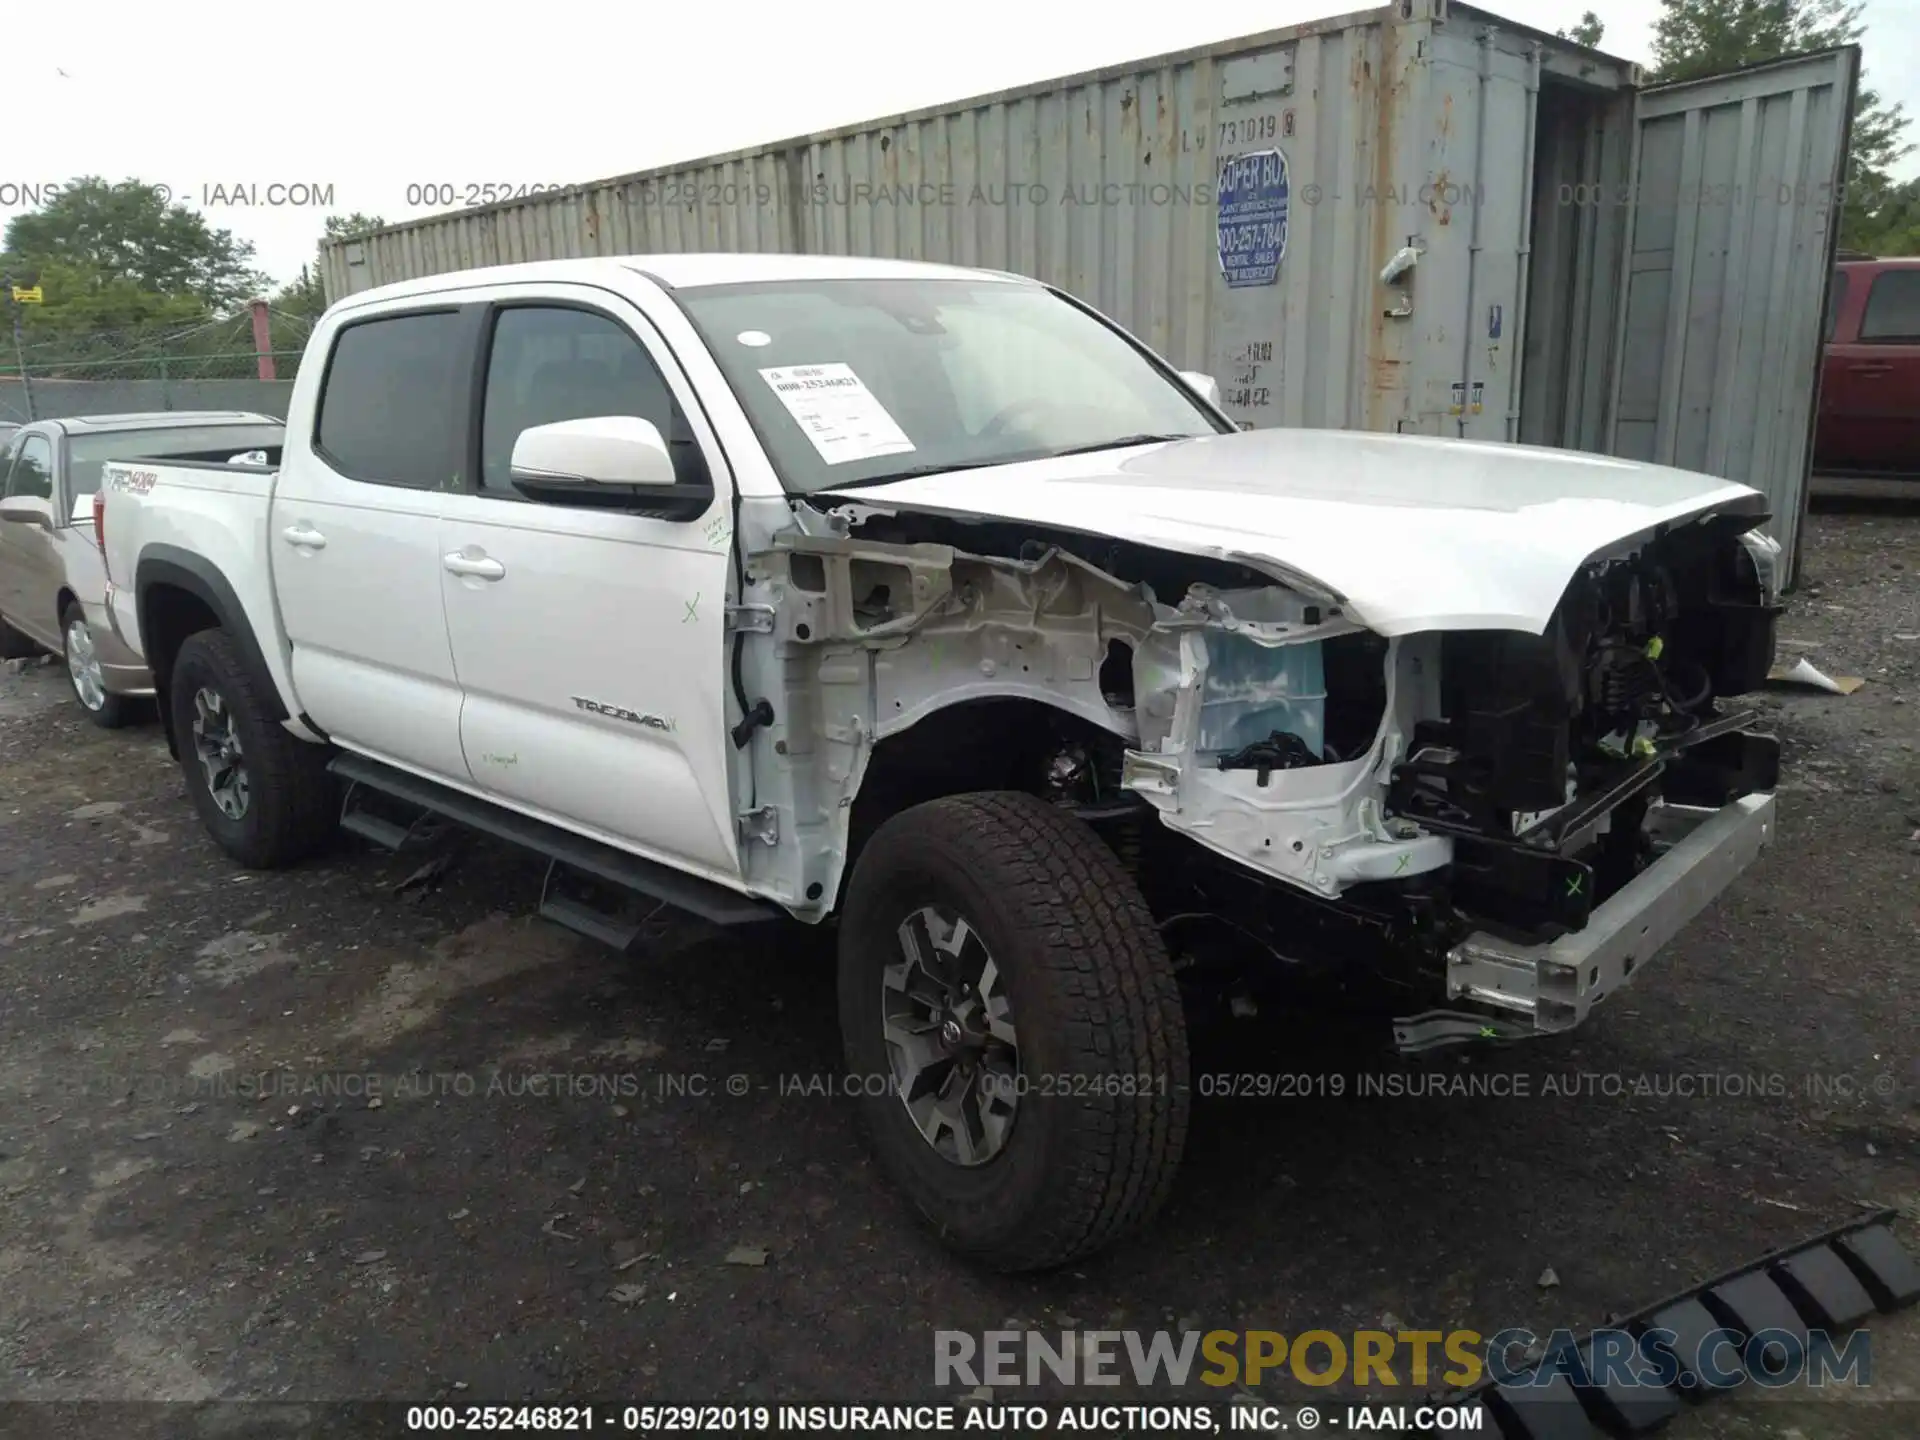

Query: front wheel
62 604 132 729
838 791 1190 1272
170 628 337 869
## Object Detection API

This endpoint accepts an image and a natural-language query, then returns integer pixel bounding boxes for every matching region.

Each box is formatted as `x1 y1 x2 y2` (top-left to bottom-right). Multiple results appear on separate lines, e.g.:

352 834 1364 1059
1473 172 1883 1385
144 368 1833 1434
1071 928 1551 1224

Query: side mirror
1179 370 1224 408
512 415 675 487
508 416 710 519
0 495 51 528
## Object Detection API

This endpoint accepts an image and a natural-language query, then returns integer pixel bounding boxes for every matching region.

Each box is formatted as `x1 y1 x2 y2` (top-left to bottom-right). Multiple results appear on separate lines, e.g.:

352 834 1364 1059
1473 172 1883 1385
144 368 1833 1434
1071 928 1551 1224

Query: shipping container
319 0 1856 577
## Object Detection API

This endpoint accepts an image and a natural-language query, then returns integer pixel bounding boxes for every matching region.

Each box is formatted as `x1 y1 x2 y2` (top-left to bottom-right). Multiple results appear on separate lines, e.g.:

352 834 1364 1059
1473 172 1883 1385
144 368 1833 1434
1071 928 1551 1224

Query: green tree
322 213 388 240
271 263 327 321
4 177 266 310
1847 174 1920 255
1558 11 1607 46
1648 0 1912 250
0 252 217 379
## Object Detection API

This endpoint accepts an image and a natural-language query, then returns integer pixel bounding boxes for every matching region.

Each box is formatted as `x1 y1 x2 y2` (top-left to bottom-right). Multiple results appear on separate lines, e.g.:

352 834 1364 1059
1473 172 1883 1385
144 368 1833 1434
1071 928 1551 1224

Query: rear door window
314 310 467 486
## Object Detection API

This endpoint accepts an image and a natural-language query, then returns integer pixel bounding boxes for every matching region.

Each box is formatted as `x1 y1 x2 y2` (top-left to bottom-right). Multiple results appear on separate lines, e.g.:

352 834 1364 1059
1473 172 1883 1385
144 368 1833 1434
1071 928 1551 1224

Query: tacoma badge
571 696 672 731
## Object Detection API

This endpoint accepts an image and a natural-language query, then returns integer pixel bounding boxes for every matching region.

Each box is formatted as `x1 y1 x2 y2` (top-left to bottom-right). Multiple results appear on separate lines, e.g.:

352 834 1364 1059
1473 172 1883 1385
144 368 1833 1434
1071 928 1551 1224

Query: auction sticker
759 363 915 465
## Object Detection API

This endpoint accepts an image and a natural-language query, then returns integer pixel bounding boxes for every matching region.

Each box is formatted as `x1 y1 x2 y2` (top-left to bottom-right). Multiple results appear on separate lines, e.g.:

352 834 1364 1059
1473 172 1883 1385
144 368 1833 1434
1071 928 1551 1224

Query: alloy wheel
881 904 1021 1166
191 686 250 821
66 618 107 711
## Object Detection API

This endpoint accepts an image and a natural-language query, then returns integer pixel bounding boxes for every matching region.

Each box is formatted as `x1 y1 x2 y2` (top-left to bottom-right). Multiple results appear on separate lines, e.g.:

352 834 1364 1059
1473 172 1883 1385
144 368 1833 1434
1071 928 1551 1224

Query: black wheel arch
135 545 287 756
838 695 1128 907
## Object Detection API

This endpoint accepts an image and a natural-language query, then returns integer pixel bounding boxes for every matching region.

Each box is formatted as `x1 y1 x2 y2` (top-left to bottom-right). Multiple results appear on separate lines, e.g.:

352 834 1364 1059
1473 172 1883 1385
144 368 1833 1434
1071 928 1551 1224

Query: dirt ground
1 507 1915 1436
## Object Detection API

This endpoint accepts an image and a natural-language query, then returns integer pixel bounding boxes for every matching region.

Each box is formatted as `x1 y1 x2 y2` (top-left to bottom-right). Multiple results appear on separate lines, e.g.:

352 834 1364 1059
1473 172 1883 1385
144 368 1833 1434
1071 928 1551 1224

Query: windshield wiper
1046 432 1198 458
817 459 1014 494
814 433 1198 498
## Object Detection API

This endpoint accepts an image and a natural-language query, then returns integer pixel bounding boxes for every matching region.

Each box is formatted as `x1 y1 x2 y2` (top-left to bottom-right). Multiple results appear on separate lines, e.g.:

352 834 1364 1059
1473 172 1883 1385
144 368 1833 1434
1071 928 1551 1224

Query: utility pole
3 278 37 422
249 298 276 381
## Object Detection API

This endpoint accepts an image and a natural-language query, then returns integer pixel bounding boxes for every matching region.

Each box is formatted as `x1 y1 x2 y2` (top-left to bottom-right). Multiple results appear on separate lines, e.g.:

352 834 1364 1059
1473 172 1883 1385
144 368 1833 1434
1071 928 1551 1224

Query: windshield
676 278 1227 495
68 423 285 499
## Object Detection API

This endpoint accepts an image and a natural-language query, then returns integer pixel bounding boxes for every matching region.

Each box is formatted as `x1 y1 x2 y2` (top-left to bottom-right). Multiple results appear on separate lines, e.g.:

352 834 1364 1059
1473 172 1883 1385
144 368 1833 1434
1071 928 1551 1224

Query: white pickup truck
100 253 1782 1271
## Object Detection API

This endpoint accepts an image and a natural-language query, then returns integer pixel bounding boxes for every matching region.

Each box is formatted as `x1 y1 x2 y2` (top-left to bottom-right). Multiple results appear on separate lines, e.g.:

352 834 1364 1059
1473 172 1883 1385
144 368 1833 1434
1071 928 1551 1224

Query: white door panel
272 479 467 779
273 301 471 781
437 498 738 876
434 284 744 880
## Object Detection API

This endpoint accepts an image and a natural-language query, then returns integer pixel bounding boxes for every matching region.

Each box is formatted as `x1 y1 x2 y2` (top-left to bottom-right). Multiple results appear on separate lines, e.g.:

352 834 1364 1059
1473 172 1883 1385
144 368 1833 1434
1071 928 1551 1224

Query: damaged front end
739 491 1783 1052
1118 516 1783 1050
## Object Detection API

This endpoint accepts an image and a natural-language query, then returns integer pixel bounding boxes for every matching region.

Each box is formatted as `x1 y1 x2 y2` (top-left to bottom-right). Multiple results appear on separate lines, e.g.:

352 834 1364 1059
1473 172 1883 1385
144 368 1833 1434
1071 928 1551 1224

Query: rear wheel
62 604 132 729
170 628 336 869
838 791 1190 1272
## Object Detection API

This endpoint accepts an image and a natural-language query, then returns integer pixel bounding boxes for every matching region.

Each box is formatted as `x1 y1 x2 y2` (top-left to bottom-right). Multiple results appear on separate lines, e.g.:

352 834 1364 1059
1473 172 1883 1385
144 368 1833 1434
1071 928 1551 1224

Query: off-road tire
61 602 132 729
838 791 1190 1272
171 628 336 869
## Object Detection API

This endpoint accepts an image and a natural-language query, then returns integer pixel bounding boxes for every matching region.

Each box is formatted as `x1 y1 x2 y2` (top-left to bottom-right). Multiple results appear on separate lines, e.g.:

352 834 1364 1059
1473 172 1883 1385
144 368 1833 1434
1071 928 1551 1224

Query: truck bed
98 457 299 728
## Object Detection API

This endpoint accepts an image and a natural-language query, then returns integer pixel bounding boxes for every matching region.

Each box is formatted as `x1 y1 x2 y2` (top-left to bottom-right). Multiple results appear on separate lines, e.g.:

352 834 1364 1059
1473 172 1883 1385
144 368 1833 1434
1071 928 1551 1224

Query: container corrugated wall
328 149 803 298
318 5 1855 580
790 62 1226 384
1599 50 1858 579
312 11 1851 576
781 17 1395 431
322 0 1637 439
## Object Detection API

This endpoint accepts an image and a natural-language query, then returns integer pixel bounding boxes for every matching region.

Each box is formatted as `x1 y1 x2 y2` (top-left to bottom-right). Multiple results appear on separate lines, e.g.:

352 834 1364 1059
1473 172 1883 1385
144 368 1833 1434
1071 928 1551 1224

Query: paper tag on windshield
758 364 915 465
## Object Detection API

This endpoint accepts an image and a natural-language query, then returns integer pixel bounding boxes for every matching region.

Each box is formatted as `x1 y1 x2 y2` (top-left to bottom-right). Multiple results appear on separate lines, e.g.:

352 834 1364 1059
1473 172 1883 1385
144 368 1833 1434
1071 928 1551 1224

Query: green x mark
1565 872 1585 897
1480 1025 1499 1039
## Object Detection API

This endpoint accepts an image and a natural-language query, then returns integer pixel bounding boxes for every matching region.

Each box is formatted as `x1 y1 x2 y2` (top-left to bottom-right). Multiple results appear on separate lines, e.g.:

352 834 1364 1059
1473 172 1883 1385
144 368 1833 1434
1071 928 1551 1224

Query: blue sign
1217 148 1290 288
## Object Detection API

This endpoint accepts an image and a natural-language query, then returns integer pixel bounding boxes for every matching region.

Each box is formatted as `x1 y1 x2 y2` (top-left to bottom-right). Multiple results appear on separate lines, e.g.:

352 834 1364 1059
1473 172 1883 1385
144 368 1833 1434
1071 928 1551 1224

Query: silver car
0 412 284 726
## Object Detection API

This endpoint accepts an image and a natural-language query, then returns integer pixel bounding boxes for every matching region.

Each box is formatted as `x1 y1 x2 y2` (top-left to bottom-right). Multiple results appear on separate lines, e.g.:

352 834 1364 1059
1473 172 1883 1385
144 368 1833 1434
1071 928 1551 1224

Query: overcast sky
8 0 1917 287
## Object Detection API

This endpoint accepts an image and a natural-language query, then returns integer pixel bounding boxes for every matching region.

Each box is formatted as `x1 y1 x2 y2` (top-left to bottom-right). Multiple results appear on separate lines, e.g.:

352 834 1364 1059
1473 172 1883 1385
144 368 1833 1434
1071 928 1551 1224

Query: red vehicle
1814 255 1920 476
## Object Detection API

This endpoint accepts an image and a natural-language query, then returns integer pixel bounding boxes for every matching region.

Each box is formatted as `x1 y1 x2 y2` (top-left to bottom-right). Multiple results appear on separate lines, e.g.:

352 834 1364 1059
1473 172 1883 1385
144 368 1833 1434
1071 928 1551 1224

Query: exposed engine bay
728 487 1782 1037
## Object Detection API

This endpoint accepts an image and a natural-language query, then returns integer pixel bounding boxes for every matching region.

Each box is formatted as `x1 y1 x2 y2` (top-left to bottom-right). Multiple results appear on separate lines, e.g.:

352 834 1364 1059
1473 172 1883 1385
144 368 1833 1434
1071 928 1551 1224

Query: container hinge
726 604 777 635
737 807 780 846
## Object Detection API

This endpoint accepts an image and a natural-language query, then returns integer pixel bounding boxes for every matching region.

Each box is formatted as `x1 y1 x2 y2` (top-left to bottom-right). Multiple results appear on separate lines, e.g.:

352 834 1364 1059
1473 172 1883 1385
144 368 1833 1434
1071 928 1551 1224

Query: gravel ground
0 508 1915 1436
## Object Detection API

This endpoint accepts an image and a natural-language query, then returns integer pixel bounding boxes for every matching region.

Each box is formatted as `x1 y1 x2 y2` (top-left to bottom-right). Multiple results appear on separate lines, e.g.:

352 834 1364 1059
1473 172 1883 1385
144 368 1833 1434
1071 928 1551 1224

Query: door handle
444 552 506 581
1846 362 1892 375
281 523 326 549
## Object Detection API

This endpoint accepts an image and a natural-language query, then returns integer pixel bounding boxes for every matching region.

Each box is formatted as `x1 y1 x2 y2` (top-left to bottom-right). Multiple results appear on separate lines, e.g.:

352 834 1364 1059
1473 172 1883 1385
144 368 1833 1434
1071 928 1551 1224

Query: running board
1428 1208 1919 1437
338 778 450 851
327 753 782 934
